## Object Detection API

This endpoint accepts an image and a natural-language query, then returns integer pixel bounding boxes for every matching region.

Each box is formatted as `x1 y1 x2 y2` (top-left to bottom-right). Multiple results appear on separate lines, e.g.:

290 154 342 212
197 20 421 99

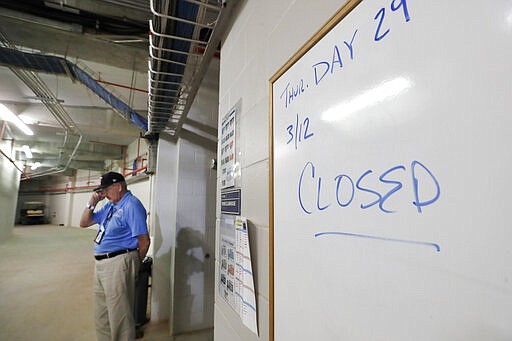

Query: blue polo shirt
92 191 148 254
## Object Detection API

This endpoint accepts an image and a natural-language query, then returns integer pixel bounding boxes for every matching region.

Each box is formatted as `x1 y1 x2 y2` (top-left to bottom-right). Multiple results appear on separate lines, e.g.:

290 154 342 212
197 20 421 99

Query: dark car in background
20 201 49 225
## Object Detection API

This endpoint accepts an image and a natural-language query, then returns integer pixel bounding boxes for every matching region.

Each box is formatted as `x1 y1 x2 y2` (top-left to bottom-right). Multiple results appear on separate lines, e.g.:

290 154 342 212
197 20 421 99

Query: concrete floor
0 225 212 341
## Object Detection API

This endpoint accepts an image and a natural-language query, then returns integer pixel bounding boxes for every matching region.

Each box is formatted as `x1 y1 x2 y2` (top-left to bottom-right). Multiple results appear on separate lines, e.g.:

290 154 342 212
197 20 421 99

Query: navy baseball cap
94 172 125 192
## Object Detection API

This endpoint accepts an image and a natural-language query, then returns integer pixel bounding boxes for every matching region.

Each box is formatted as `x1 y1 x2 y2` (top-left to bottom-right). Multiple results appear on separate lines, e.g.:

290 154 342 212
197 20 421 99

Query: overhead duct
0 0 238 138
0 46 148 132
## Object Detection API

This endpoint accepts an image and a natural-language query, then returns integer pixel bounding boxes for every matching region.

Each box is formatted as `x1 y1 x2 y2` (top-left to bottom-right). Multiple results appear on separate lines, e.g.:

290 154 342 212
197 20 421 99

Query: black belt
94 248 137 261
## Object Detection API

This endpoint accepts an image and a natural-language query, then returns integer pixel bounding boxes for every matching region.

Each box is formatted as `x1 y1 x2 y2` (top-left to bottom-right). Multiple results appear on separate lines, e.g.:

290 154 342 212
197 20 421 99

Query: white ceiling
0 1 150 177
0 0 227 180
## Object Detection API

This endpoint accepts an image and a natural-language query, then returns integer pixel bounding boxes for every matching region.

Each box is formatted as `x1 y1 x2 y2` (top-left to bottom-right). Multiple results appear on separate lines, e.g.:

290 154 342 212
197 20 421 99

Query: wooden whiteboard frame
268 1 362 340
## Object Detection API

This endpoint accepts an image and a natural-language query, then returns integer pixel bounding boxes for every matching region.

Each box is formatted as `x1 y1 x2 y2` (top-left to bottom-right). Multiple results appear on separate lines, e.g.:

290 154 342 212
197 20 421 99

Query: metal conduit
0 31 84 179
173 0 236 136
149 0 215 29
150 79 182 86
149 46 189 67
150 37 202 58
184 0 223 11
149 20 207 47
147 0 224 135
147 0 238 136
12 70 83 179
149 101 184 108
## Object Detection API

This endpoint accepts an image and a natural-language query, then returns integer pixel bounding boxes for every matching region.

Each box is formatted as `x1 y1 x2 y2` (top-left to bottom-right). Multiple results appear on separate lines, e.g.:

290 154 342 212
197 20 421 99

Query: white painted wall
128 179 151 210
151 132 218 335
151 136 179 323
215 1 347 340
49 193 68 226
67 191 84 227
173 138 217 334
171 58 219 335
0 142 21 241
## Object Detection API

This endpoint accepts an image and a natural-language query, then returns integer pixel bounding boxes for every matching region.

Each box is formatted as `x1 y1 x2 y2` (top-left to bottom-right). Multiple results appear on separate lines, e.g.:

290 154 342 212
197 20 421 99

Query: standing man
80 171 150 341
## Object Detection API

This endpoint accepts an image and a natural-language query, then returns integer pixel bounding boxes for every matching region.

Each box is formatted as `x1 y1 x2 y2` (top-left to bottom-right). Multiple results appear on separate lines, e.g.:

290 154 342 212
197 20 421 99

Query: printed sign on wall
220 105 237 189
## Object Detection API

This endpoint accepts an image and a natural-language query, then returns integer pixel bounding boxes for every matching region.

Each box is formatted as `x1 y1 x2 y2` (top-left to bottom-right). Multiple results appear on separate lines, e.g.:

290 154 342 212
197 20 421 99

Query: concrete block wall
152 134 218 336
0 142 21 241
174 138 217 334
151 136 179 324
215 1 347 340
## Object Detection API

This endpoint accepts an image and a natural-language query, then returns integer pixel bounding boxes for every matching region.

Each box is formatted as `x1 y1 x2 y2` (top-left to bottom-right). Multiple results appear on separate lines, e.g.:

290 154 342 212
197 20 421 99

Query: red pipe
96 79 148 93
32 166 149 193
89 140 126 148
124 165 148 177
39 184 97 192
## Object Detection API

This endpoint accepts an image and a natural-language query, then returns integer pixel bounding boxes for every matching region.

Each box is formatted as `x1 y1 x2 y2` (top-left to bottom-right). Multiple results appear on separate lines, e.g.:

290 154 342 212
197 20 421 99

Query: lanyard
94 205 115 245
103 206 115 229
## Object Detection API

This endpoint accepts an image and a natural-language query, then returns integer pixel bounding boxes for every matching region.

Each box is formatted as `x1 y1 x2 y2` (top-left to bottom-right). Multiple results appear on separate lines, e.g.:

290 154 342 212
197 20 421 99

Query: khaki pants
93 251 140 341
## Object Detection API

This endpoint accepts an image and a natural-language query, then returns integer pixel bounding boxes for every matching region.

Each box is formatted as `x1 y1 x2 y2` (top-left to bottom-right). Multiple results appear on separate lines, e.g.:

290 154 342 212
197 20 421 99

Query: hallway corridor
0 225 171 340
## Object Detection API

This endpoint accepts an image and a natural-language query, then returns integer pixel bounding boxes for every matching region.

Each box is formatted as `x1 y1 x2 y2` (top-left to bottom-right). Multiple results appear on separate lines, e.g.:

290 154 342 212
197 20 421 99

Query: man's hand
80 192 106 227
137 234 151 259
89 191 106 207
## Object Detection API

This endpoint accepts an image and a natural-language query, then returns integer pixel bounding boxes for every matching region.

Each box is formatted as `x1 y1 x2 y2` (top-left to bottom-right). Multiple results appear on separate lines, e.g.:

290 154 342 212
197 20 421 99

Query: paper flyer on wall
219 236 236 308
234 216 258 336
220 106 236 189
218 216 258 336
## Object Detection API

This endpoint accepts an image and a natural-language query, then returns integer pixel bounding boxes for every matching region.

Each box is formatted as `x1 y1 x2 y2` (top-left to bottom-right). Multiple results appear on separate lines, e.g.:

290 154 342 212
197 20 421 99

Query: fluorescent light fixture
507 9 512 26
0 104 34 135
22 145 33 159
322 77 412 122
18 114 37 125
111 39 147 43
30 162 41 170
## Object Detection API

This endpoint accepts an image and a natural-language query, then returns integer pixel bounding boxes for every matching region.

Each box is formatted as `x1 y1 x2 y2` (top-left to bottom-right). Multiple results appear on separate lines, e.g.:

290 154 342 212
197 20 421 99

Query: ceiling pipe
95 78 148 93
23 134 83 179
0 55 83 179
0 29 88 179
22 165 149 193
0 146 25 175
0 45 148 131
124 165 148 177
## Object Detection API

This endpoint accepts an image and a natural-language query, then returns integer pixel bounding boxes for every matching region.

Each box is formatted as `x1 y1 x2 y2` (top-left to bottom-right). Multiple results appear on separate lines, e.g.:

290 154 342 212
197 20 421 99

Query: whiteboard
270 0 512 340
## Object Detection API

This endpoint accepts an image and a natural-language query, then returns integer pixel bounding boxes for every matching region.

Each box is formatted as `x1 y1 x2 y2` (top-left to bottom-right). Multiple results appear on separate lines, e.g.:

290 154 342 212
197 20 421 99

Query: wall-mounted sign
221 188 241 215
